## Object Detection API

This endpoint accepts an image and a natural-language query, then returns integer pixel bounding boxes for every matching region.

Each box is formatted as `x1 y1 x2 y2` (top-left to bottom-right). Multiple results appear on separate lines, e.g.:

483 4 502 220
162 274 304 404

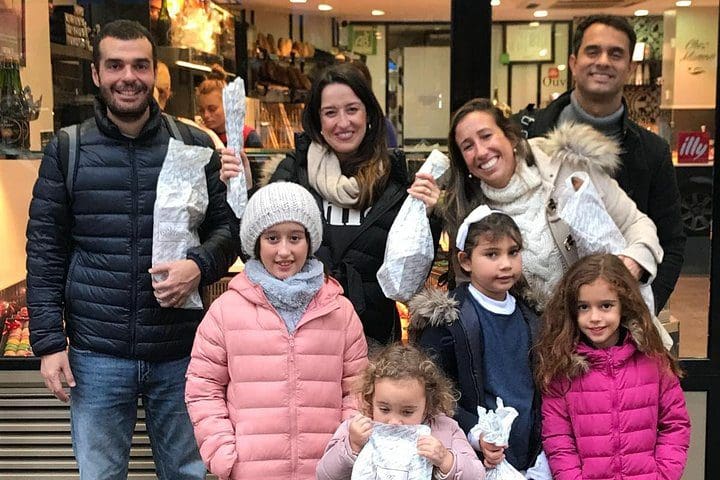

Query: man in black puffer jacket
512 15 685 314
26 20 235 479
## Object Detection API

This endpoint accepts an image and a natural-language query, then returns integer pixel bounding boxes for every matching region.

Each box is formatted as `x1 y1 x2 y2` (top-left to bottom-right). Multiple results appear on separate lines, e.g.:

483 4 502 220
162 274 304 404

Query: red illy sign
677 131 710 163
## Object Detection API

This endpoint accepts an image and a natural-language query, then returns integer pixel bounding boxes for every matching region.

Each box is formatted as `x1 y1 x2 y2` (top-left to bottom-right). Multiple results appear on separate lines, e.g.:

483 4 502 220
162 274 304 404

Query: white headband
455 205 503 251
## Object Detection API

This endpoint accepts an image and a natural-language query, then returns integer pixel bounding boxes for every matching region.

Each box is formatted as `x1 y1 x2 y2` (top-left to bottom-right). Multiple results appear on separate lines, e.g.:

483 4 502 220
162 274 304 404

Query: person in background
154 60 172 111
351 59 398 148
220 63 441 349
513 15 685 314
317 344 484 480
535 254 690 480
196 64 263 148
410 209 543 473
186 182 367 480
26 20 236 479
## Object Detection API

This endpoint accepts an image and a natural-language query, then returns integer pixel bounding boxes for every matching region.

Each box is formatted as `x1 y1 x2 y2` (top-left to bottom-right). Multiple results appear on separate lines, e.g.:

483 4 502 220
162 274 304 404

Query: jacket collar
543 89 637 138
576 332 637 370
93 96 163 142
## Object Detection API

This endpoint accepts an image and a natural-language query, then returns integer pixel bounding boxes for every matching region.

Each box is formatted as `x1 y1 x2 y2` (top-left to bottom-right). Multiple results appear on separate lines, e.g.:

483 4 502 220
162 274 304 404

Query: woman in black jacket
221 63 440 346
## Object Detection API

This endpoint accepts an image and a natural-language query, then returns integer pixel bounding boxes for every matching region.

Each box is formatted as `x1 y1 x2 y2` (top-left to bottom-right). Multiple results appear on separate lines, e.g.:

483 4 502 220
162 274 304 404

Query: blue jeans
69 347 206 480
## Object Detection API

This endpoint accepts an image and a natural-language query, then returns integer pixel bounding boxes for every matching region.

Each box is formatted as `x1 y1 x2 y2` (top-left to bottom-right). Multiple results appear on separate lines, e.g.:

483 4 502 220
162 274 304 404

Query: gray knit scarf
244 258 325 334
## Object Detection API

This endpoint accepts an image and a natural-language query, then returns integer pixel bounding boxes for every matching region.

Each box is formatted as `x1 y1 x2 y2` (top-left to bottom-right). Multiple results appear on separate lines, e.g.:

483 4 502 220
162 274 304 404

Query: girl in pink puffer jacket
535 254 690 480
185 183 368 480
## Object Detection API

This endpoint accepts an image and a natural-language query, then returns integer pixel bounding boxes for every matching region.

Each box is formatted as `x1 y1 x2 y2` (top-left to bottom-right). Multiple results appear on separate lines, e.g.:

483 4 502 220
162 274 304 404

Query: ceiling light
533 10 548 18
371 9 385 16
634 9 649 16
490 0 501 6
676 0 691 5
557 64 566 71
529 21 540 27
289 0 307 3
318 4 333 11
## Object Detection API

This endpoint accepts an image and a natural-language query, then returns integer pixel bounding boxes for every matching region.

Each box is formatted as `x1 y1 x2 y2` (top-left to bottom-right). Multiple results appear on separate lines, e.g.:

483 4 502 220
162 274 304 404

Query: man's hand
479 437 506 468
40 350 75 402
617 254 644 280
149 259 201 308
348 414 373 454
417 434 454 474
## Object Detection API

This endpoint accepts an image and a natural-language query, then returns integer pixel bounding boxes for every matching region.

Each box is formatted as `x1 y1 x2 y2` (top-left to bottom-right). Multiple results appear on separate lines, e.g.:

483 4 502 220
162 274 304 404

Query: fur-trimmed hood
407 287 459 342
570 318 649 373
536 122 622 176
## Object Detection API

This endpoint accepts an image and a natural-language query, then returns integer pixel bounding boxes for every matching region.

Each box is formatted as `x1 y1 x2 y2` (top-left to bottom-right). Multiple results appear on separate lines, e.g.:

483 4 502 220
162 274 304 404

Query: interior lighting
289 0 307 3
539 48 548 57
318 4 333 11
529 21 540 27
675 0 691 5
557 64 566 71
175 61 212 73
634 9 649 16
533 10 548 18
491 0 501 6
371 9 385 16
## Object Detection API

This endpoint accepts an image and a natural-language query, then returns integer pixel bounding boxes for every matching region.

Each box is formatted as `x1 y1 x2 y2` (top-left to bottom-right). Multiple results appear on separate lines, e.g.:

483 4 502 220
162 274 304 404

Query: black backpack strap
162 112 192 145
59 124 80 200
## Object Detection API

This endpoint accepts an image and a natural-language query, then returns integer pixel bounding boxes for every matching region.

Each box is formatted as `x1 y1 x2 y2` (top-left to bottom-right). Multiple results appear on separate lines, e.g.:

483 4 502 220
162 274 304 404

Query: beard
98 81 153 120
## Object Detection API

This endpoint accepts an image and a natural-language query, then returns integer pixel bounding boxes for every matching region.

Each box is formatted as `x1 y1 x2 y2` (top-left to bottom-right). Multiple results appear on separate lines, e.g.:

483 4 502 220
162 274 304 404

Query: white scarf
307 141 361 208
481 160 564 309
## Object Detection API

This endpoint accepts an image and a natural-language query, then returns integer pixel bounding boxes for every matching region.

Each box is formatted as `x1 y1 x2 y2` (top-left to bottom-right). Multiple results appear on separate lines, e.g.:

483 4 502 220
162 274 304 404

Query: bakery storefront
1 0 719 477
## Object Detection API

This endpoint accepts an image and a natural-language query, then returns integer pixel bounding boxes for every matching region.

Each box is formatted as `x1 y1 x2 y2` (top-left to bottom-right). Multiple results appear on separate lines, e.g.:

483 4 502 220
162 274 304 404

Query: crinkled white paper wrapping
223 77 249 218
352 423 432 480
377 149 449 302
469 398 526 480
152 138 213 309
557 172 673 350
524 451 553 480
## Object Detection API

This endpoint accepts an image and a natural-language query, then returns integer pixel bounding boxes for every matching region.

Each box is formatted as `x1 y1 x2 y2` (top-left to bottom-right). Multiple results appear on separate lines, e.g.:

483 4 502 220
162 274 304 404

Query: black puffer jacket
27 99 237 360
513 90 686 312
267 133 441 343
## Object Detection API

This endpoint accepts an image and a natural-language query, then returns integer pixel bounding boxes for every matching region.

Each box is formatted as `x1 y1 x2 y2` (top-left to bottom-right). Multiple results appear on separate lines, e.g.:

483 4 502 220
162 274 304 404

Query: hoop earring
467 173 473 179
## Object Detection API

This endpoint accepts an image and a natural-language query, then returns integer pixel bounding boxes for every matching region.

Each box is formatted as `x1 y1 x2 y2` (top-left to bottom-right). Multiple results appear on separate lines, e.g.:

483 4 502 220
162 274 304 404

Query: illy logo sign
677 131 710 163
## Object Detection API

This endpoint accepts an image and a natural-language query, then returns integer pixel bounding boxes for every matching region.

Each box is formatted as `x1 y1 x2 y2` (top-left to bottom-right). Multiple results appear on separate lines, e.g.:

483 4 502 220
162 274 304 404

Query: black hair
572 15 636 57
302 63 389 210
460 212 523 256
92 19 157 68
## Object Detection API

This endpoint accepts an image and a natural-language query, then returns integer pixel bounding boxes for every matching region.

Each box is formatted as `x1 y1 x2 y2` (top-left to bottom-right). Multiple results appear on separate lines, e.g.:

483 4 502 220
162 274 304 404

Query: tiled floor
669 275 710 359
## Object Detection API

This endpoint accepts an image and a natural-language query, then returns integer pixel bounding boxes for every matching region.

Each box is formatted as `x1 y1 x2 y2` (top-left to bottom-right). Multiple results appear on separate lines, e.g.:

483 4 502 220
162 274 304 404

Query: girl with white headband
408 205 545 475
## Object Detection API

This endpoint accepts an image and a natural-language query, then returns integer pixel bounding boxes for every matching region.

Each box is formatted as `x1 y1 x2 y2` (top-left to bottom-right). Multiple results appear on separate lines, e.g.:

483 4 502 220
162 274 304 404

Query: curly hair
534 254 683 392
358 344 458 421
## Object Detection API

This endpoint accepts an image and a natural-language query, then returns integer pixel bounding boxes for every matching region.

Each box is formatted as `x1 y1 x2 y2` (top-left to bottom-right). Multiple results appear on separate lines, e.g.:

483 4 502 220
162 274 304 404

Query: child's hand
479 437 506 468
417 434 454 475
349 414 373 454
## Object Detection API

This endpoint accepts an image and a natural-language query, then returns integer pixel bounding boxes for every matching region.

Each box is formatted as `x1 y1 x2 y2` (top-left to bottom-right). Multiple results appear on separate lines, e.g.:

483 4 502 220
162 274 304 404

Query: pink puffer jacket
316 414 485 480
185 272 368 480
542 334 690 480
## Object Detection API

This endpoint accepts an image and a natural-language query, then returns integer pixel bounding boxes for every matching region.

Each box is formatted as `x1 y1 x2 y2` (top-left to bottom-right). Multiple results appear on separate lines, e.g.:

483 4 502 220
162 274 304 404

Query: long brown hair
303 63 389 210
358 344 458 421
443 98 534 243
534 254 683 392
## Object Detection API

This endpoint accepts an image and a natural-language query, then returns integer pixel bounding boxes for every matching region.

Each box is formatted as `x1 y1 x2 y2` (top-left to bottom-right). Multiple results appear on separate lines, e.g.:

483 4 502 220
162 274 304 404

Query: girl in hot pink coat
535 254 690 480
185 183 368 480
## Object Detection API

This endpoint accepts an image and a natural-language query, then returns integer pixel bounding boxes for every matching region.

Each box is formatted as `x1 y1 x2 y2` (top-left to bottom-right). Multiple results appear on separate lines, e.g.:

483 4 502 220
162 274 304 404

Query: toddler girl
317 343 483 479
410 206 543 472
185 182 368 480
535 253 690 480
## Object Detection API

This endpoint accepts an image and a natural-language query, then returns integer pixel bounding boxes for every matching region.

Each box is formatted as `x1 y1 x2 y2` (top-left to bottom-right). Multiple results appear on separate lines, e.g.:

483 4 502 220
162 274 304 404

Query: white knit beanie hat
240 182 323 257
